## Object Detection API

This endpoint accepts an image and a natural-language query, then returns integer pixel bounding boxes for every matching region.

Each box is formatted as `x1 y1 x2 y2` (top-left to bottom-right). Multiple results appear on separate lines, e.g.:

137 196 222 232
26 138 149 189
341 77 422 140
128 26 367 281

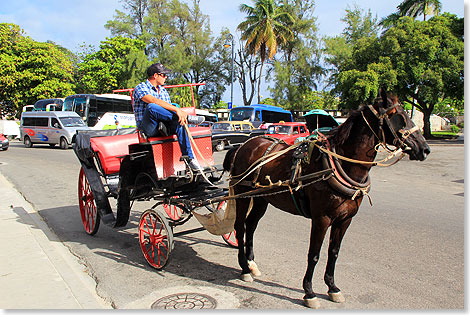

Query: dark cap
147 63 172 77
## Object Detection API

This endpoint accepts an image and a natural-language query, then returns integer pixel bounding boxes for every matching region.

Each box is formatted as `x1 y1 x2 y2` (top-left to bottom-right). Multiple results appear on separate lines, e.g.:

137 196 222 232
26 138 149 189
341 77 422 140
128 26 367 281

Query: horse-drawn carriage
73 91 431 308
73 108 237 270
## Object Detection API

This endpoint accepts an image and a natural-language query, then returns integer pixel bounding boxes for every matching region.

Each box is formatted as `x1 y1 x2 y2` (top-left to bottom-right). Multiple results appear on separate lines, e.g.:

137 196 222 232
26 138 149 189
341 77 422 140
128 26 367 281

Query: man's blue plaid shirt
133 80 171 127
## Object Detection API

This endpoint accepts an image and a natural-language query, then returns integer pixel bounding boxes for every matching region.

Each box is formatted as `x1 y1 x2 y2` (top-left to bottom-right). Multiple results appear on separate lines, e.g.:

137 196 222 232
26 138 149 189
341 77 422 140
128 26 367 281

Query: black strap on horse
288 141 316 218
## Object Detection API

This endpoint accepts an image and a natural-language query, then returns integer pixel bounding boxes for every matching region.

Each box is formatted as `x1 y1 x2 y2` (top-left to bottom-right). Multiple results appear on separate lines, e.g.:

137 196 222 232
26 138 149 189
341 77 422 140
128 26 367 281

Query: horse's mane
327 106 365 147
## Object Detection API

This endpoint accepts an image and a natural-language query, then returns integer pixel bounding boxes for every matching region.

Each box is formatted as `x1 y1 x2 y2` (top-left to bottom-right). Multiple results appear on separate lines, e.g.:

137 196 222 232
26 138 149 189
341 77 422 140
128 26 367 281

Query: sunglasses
158 73 167 78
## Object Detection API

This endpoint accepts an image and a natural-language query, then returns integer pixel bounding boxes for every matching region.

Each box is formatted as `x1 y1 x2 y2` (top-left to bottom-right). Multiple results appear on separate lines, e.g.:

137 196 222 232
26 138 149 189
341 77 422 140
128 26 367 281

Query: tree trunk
422 109 433 139
257 61 264 104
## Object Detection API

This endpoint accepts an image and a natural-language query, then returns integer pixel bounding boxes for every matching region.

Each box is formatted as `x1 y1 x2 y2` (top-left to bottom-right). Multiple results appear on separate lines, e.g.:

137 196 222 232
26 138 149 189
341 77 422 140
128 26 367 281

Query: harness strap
229 137 301 187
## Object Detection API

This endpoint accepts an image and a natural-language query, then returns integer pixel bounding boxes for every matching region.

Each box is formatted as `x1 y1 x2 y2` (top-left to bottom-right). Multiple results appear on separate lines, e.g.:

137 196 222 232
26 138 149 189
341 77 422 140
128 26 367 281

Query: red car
265 122 310 145
0 133 9 151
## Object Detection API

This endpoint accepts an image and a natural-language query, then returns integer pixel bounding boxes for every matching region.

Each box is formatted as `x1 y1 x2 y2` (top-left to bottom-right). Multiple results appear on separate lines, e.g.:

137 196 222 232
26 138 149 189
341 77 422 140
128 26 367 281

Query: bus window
254 110 261 121
261 110 292 123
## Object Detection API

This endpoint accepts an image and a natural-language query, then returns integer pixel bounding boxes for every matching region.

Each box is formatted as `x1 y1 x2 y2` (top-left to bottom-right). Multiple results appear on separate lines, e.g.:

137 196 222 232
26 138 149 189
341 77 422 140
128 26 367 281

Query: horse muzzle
404 142 430 161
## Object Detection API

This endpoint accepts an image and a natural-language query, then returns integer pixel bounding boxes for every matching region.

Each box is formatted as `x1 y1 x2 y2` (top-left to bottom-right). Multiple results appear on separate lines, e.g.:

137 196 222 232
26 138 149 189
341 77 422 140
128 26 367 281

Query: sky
0 0 465 105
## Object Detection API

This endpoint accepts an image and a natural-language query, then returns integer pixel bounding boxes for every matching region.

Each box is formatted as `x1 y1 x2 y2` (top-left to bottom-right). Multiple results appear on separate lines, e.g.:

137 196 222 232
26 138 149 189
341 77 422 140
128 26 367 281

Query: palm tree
237 0 294 103
398 0 441 21
380 0 441 27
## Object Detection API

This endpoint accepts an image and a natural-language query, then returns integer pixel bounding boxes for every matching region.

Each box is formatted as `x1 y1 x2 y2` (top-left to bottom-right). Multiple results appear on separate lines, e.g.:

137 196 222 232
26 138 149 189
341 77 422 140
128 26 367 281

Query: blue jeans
138 103 194 159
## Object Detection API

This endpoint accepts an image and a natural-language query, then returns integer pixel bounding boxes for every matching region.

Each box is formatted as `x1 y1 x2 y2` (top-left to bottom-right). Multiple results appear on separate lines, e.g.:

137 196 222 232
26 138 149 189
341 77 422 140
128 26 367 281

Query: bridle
364 102 419 152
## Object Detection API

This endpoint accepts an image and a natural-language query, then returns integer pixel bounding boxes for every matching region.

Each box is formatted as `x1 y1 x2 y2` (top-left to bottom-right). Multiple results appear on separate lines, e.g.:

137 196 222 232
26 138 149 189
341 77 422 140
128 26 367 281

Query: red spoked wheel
78 167 100 235
214 201 238 248
139 209 174 270
163 196 184 220
222 230 238 248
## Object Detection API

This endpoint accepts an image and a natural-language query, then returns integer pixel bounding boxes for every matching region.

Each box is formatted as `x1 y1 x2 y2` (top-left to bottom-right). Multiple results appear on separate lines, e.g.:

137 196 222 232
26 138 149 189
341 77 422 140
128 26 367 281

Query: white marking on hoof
247 260 261 277
240 273 253 282
303 297 321 309
328 291 345 303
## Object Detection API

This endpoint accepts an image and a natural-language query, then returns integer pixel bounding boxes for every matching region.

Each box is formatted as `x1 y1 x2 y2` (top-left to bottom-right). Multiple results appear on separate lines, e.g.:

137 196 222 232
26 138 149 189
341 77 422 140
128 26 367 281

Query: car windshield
267 125 291 134
212 123 232 131
59 117 86 127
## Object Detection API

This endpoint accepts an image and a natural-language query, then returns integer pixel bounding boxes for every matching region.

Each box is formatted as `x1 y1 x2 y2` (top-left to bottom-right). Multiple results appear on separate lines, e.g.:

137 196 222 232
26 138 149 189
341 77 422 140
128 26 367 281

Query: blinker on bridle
365 102 419 152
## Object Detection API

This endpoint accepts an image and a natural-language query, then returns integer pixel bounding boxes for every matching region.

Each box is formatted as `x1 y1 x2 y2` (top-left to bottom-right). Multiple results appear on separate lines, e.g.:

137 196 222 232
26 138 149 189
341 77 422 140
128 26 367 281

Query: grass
431 130 461 139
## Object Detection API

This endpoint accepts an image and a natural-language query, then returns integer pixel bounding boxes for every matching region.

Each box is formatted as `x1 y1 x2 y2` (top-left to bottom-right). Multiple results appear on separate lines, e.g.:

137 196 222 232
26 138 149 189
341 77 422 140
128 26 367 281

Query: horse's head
369 89 430 161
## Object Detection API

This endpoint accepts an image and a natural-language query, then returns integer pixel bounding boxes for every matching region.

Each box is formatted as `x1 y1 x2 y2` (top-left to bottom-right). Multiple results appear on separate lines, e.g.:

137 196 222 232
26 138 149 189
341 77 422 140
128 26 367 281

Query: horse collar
321 140 371 199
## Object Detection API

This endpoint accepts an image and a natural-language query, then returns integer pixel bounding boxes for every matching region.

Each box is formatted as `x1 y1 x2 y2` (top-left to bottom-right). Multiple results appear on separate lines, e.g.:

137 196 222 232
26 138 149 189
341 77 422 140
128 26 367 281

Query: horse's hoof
240 273 254 282
248 260 262 277
303 297 321 309
328 291 345 303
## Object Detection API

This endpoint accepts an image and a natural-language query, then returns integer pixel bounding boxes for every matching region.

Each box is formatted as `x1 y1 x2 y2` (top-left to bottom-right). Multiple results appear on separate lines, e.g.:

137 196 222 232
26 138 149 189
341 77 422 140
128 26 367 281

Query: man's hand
175 108 188 125
141 94 188 125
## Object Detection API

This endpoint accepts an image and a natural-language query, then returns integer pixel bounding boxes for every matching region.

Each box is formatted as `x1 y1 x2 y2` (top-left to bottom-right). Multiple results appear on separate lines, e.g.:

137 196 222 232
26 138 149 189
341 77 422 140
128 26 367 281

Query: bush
450 125 460 133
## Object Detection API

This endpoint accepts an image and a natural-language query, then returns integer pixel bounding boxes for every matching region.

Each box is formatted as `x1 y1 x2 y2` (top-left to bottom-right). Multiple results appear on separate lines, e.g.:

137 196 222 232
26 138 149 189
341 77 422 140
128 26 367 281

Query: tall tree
323 5 380 88
380 0 441 27
235 42 262 105
333 15 463 139
0 23 74 117
237 0 294 103
74 36 148 93
270 0 324 110
105 0 231 107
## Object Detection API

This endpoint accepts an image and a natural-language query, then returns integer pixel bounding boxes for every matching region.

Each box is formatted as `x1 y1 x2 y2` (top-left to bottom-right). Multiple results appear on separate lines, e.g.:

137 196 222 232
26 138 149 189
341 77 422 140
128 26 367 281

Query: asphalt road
0 139 464 310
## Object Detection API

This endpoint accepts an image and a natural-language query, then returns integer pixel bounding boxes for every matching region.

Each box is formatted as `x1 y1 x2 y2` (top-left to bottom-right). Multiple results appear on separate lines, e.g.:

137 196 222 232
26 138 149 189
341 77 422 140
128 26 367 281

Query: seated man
133 63 204 171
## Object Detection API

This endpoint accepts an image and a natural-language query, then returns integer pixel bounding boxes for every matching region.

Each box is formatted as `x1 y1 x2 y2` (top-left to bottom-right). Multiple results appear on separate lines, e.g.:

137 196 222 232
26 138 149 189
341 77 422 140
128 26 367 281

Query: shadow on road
36 205 309 308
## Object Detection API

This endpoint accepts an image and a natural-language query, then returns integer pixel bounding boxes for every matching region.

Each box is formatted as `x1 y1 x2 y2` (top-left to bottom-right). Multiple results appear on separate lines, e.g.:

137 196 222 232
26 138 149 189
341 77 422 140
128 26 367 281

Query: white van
20 111 90 149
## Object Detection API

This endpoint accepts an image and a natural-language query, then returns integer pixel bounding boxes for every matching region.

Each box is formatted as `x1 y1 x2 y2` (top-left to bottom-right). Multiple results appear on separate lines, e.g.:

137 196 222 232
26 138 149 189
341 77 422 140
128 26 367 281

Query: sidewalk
0 173 111 309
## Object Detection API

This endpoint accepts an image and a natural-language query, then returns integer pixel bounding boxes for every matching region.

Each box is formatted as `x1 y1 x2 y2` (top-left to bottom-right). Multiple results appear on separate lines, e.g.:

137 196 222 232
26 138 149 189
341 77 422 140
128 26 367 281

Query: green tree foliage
0 23 74 117
323 5 380 88
270 0 324 110
380 0 441 27
332 15 464 138
237 0 294 103
74 36 148 93
106 0 230 108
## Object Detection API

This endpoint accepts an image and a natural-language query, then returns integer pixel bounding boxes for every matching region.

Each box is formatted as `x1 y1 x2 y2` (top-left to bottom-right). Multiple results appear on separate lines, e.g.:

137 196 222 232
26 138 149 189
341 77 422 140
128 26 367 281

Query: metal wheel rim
78 168 100 235
222 230 238 248
139 209 173 270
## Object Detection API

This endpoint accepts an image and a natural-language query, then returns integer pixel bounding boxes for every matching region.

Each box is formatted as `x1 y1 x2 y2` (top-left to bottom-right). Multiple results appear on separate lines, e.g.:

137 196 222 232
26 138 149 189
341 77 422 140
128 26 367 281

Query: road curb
0 172 112 309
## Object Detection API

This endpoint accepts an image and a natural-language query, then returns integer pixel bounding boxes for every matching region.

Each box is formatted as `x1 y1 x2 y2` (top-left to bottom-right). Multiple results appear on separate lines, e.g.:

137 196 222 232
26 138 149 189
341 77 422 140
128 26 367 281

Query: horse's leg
303 218 330 309
234 197 253 282
245 197 268 277
324 218 352 303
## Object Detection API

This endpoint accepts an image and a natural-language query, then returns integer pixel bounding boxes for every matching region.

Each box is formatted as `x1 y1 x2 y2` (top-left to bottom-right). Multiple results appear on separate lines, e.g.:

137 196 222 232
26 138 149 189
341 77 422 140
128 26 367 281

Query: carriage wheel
78 167 101 235
139 209 174 270
222 230 238 248
163 196 184 220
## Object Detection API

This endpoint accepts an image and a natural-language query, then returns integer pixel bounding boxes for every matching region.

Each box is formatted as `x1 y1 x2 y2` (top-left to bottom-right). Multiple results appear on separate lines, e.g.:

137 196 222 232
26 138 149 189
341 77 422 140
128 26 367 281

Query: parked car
211 121 266 151
265 122 310 145
20 111 90 149
0 133 9 151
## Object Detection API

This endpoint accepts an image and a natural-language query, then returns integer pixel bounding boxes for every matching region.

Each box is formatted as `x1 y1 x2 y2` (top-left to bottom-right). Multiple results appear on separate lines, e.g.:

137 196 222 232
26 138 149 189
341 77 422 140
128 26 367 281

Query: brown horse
223 90 430 308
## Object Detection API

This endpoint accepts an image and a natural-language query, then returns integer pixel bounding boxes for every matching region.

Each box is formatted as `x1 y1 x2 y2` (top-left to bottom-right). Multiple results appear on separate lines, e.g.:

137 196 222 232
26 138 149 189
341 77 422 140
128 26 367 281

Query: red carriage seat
90 133 139 175
143 126 214 179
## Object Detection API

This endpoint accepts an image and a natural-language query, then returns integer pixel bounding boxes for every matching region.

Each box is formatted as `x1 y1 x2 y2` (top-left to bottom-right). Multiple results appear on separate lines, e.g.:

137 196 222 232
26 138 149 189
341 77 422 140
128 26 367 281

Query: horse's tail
223 147 238 172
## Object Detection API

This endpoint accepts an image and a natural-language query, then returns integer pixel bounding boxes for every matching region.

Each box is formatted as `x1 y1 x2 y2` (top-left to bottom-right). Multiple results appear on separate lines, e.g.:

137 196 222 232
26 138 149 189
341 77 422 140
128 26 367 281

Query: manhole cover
151 293 217 309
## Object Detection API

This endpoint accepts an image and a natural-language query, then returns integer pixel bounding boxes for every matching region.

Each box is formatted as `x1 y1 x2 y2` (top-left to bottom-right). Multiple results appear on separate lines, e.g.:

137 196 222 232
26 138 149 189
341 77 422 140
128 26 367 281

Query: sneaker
188 159 203 172
187 115 205 125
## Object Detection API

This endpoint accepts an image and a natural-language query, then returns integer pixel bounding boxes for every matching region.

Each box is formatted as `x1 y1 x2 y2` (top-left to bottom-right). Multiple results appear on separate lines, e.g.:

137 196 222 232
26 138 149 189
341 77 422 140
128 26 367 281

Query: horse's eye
389 114 406 130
